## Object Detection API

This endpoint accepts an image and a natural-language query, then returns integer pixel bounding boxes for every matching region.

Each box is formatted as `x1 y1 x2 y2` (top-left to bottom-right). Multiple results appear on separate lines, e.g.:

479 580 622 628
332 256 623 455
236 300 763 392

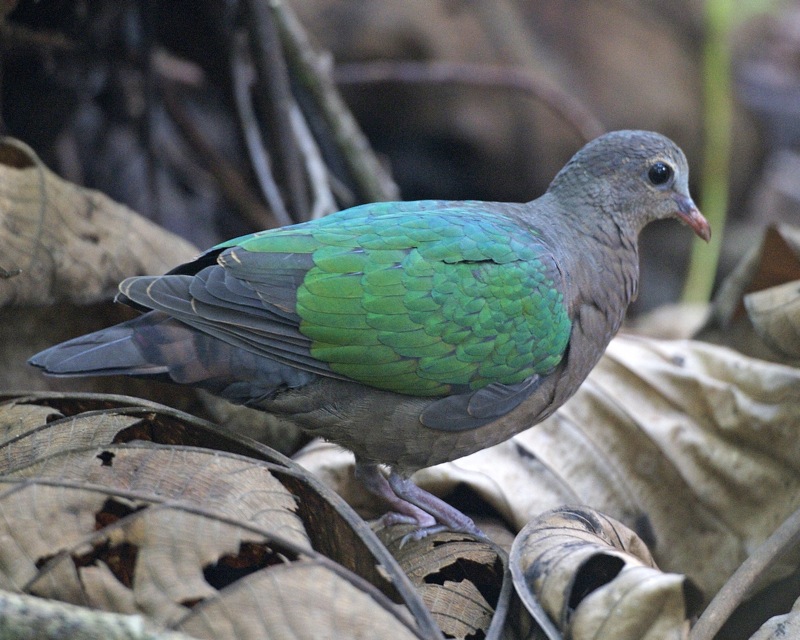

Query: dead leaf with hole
375 525 512 640
178 560 419 640
0 392 446 640
510 507 701 640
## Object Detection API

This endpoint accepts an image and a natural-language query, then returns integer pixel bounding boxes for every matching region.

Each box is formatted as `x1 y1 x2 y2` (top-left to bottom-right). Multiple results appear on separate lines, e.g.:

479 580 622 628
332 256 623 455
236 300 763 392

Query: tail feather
28 319 169 377
28 311 317 405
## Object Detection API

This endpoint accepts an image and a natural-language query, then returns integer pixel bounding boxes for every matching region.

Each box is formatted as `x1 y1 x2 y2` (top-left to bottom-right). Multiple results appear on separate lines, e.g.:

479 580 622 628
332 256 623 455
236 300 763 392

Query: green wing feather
215 200 572 397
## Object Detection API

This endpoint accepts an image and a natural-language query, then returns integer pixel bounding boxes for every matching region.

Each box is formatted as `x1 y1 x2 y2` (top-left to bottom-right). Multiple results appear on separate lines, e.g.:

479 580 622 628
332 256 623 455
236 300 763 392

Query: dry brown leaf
7 445 311 550
698 224 800 363
376 526 509 640
0 393 444 640
744 279 800 360
177 560 421 640
0 137 198 307
0 402 66 440
510 507 700 640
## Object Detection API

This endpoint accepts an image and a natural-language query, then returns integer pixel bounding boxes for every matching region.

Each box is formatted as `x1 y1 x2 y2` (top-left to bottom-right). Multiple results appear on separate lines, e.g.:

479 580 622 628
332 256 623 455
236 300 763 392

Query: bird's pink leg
355 463 437 528
355 462 484 540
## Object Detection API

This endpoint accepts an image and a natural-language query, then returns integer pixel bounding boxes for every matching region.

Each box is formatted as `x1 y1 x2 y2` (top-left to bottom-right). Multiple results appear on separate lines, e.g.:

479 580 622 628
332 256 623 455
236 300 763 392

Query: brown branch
334 60 605 143
268 0 400 203
242 0 309 221
231 32 293 228
689 505 800 640
161 85 276 231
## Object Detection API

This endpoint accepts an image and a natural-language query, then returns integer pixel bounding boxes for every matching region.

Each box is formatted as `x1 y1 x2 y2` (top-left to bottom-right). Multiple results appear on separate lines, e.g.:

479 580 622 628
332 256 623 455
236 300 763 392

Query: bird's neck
532 193 640 328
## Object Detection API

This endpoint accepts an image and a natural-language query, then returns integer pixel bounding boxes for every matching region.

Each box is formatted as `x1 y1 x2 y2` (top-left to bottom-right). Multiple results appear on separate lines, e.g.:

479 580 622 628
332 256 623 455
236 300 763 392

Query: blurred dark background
2 0 799 312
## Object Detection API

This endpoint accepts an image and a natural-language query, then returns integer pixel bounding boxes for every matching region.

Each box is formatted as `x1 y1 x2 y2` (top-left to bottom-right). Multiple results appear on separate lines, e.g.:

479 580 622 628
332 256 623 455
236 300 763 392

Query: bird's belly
257 374 564 471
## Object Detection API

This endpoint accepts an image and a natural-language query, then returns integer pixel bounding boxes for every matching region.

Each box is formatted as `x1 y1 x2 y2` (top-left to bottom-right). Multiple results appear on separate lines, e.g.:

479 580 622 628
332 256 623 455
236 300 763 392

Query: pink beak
674 194 711 242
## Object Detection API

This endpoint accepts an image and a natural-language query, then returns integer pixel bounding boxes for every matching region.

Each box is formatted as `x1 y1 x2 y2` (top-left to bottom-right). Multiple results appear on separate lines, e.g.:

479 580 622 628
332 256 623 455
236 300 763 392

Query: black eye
648 161 673 186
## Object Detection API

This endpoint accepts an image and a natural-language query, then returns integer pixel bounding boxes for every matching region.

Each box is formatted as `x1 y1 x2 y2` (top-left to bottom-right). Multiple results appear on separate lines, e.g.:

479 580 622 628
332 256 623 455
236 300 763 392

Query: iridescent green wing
221 200 571 397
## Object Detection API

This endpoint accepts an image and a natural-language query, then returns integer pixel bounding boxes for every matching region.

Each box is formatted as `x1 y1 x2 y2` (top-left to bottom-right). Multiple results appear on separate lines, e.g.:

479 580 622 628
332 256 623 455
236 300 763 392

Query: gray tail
28 313 172 377
28 311 316 406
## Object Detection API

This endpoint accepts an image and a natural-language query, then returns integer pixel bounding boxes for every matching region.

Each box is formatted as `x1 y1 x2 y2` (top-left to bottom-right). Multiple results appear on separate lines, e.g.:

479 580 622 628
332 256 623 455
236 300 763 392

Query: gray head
548 130 710 241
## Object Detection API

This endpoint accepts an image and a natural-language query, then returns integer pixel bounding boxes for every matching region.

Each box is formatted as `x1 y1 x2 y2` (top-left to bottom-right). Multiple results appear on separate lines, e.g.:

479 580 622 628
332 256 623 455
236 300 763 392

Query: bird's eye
648 161 673 186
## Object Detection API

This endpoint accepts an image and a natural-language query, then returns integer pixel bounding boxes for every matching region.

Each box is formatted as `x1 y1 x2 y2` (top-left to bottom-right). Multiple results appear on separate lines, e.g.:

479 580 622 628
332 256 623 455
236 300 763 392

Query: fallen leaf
0 393 444 640
0 137 198 307
698 224 800 363
376 526 511 640
743 279 800 360
510 507 701 640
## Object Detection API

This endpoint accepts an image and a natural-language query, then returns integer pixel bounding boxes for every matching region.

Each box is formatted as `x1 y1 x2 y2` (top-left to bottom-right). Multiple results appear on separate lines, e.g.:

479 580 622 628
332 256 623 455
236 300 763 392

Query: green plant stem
682 0 733 303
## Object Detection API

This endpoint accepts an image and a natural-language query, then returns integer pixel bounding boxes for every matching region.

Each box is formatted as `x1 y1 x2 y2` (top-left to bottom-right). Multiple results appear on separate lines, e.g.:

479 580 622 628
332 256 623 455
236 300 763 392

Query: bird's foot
355 462 485 542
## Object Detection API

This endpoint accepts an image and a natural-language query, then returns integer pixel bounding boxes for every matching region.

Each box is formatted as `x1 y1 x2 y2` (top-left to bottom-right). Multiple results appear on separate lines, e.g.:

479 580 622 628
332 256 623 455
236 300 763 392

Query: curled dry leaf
698 224 800 363
387 334 800 603
375 525 512 640
0 137 198 307
743 279 800 360
510 507 701 640
0 392 444 640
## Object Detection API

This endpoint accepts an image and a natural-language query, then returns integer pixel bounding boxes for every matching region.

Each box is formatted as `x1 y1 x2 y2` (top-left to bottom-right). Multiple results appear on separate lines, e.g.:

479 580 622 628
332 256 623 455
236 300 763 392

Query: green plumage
217 200 572 396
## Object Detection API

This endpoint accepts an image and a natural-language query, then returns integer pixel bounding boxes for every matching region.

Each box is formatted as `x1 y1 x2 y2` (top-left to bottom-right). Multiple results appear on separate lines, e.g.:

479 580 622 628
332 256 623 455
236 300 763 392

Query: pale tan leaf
376 527 507 640
698 224 800 363
0 401 65 441
0 394 442 639
0 483 105 591
570 567 692 640
0 137 198 307
177 561 421 640
744 279 800 359
7 445 311 550
0 408 145 475
510 507 699 640
414 335 800 601
24 497 298 624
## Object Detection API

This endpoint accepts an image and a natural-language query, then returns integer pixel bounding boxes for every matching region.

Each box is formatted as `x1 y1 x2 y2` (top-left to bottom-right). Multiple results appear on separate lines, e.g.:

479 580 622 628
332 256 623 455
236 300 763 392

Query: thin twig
334 60 604 144
231 32 293 227
269 0 400 203
242 0 309 220
689 505 800 640
162 84 276 231
289 104 338 219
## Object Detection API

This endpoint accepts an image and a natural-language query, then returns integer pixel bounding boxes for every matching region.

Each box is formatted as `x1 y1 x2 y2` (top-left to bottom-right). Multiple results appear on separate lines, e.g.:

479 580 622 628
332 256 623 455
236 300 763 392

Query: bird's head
548 130 711 242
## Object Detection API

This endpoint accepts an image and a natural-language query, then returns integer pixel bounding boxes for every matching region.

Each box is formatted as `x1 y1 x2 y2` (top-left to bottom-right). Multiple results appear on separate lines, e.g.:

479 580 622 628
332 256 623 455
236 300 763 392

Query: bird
30 130 710 539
